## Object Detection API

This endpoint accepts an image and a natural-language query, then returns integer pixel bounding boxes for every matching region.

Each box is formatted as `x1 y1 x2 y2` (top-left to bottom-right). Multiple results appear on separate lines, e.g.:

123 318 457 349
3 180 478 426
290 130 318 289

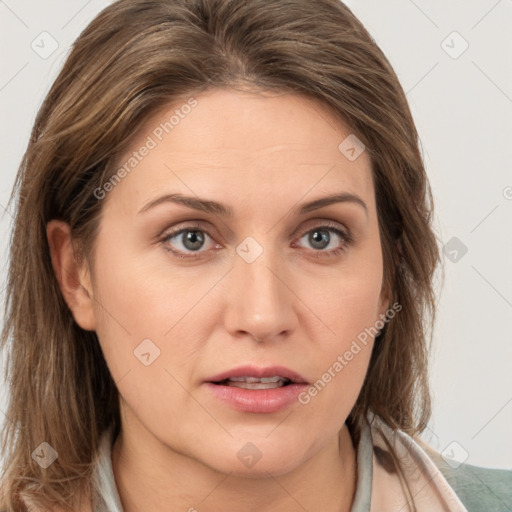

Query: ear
46 220 97 331
376 238 402 320
377 284 390 318
373 278 392 340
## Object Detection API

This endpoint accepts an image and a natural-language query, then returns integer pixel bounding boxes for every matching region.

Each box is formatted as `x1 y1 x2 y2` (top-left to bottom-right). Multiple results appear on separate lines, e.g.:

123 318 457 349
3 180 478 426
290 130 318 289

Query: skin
48 88 389 512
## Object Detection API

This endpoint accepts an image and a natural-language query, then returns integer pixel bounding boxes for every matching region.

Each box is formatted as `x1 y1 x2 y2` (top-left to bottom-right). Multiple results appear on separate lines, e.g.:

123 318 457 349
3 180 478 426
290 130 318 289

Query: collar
354 412 468 511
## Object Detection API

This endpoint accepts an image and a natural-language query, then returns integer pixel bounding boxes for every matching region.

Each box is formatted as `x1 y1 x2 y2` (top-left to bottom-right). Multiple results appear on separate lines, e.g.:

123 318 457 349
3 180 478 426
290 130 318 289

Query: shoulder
426 447 512 512
366 414 512 512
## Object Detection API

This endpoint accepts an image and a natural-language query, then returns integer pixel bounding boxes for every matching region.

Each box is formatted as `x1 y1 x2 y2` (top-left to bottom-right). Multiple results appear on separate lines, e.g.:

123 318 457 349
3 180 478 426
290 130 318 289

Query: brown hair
0 0 440 509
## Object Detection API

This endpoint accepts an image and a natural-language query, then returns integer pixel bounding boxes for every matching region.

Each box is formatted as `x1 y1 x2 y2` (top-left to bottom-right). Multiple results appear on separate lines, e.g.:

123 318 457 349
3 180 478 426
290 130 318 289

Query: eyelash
160 221 354 260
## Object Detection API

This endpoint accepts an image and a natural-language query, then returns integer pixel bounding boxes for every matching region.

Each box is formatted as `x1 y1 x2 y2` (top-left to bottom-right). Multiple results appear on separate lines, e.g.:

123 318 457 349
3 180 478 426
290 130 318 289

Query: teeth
228 376 283 383
223 376 291 389
226 380 285 390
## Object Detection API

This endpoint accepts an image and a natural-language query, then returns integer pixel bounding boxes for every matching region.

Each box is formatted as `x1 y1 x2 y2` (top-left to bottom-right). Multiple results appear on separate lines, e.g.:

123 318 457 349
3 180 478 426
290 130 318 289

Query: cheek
88 233 238 421
89 250 208 432
88 229 205 381
310 293 378 397
296 286 379 425
303 250 384 344
298 252 384 407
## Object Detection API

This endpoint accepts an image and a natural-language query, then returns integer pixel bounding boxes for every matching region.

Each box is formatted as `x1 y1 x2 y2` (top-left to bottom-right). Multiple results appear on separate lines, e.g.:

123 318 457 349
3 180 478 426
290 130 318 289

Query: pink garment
364 413 467 511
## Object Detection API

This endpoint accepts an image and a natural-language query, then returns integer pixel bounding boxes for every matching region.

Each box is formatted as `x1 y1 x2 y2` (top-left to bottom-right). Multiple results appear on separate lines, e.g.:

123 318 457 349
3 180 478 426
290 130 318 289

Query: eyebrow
138 192 368 217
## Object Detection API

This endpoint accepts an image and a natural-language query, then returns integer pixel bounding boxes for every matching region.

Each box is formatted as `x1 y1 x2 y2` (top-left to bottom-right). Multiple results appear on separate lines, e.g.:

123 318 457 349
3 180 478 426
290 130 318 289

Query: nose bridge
226 235 296 339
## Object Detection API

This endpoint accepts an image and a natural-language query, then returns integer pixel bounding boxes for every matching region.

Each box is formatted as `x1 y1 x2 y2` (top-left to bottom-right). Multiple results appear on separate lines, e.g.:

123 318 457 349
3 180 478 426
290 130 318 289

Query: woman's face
86 88 389 475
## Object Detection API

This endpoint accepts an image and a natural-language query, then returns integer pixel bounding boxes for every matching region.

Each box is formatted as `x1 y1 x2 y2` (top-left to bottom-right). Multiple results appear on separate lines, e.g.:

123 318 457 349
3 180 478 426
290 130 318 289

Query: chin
215 457 305 479
197 438 312 478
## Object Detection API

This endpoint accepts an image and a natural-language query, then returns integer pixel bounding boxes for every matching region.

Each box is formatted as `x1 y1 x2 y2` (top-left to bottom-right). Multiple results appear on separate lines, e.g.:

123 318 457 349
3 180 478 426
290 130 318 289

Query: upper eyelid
294 218 348 235
163 218 347 235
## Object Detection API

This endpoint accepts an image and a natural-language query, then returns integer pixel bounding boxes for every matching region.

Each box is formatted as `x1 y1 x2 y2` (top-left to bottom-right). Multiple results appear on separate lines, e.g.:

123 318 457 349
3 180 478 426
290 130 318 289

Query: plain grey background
0 0 511 469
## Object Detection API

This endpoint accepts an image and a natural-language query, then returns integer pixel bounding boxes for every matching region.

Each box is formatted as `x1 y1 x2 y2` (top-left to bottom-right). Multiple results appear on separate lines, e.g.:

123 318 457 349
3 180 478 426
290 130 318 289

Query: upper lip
205 365 309 384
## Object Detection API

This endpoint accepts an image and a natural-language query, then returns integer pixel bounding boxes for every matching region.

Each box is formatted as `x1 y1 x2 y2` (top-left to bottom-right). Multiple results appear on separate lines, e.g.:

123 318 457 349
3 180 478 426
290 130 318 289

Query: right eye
161 225 221 259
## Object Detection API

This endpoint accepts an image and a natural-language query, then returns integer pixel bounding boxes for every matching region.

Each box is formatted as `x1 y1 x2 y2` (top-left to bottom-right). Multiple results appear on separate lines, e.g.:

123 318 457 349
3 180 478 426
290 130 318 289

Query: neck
111 410 357 512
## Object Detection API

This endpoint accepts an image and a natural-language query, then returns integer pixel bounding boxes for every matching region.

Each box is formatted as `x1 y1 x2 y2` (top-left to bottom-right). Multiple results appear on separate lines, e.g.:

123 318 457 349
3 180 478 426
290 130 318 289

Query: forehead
105 88 375 215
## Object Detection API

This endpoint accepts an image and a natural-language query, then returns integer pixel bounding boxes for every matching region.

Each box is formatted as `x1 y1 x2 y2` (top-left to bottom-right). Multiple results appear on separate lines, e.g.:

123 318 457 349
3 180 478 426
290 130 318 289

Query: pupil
183 230 204 250
310 229 329 249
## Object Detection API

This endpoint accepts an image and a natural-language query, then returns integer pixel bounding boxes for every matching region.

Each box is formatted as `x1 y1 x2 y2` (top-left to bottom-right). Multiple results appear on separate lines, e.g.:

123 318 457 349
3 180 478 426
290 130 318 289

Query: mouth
203 365 309 413
212 376 293 390
205 365 308 387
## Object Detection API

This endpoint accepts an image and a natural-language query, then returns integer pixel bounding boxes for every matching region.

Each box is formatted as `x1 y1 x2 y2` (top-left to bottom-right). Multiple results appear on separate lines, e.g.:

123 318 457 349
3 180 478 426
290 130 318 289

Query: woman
0 0 510 511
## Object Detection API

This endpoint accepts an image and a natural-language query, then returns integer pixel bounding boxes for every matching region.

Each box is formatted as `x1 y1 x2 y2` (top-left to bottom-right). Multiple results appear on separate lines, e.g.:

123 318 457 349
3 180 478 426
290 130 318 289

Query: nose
223 241 298 343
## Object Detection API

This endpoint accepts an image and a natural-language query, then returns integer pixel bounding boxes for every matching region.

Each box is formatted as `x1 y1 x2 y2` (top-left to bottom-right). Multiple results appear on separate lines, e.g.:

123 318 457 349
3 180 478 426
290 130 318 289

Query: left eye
163 228 217 255
296 226 349 252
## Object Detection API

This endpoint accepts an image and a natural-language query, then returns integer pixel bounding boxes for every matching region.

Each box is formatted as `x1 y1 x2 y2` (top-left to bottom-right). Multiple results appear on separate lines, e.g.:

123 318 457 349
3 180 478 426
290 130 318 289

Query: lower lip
203 382 309 413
